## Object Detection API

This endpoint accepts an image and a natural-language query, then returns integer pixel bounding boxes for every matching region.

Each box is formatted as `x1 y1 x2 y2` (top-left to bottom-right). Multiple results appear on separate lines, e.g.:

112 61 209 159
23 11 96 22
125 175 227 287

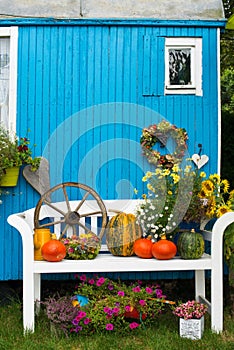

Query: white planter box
179 316 204 340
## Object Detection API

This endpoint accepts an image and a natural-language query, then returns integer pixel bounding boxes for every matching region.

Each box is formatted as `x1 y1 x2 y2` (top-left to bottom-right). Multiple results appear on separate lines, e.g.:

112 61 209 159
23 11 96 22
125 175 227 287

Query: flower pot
0 166 20 187
34 228 52 261
179 316 204 340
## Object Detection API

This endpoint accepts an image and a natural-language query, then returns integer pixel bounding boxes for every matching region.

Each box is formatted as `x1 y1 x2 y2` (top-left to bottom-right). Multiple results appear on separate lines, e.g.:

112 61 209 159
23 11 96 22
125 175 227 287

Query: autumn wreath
140 120 188 168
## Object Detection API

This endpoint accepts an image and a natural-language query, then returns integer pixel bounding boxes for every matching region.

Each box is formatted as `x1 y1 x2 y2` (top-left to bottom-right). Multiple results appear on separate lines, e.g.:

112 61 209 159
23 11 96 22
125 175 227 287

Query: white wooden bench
7 199 234 334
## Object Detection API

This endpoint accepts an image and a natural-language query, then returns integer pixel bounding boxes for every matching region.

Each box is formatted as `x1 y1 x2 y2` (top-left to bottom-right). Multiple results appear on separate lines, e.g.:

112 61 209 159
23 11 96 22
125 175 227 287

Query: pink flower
125 305 131 312
112 307 120 315
132 286 141 293
129 322 140 329
84 318 91 325
88 279 95 285
77 310 86 318
117 290 125 297
103 306 111 313
139 299 146 306
106 323 114 330
79 275 87 281
145 287 153 294
96 277 105 286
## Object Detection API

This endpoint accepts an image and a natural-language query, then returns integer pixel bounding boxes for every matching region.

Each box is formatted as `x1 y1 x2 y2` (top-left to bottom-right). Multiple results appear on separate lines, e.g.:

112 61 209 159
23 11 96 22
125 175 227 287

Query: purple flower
75 325 83 332
106 323 114 330
129 322 140 329
108 283 114 290
72 318 79 325
117 290 125 297
139 299 146 306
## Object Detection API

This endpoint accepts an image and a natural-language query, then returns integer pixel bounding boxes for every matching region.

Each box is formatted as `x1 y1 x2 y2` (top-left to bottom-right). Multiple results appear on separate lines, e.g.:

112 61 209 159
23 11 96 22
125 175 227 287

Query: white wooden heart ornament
192 154 209 169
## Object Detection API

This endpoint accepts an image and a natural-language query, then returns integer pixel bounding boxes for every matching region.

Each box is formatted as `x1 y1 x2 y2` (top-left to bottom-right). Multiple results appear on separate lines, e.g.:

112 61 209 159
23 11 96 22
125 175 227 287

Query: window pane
169 48 191 85
0 38 10 127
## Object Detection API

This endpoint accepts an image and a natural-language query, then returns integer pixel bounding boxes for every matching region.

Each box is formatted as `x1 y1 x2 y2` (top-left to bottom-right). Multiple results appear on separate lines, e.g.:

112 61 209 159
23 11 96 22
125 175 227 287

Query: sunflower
209 174 220 184
201 180 214 195
221 179 230 193
205 196 217 218
216 205 231 218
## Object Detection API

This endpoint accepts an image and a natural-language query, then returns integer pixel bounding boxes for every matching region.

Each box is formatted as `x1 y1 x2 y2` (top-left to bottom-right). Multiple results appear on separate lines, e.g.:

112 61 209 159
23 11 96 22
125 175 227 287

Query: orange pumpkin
152 239 177 260
41 239 66 262
133 238 153 259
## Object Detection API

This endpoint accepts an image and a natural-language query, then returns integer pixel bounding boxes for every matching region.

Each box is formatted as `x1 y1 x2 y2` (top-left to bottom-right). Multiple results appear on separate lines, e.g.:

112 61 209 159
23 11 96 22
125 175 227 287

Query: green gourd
106 212 142 256
177 229 205 259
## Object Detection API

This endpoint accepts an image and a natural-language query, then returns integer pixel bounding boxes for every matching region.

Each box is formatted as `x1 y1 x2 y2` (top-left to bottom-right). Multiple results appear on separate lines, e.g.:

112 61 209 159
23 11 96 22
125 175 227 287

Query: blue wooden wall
0 20 223 280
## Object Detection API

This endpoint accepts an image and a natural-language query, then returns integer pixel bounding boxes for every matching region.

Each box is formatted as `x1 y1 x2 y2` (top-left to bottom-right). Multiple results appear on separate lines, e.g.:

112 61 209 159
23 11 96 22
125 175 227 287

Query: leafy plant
43 275 170 336
0 126 41 181
135 164 203 240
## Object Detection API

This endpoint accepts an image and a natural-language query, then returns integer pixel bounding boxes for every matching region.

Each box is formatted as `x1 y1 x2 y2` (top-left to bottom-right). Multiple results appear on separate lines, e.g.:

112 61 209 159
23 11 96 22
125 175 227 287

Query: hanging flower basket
0 166 20 187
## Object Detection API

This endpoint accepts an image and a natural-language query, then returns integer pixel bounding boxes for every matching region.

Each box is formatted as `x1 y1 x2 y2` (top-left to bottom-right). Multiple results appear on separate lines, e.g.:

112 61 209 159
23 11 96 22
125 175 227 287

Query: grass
0 295 233 350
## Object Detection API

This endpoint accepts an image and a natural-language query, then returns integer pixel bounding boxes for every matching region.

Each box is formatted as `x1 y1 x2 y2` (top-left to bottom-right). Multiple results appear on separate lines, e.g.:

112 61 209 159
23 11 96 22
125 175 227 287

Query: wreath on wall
140 120 188 168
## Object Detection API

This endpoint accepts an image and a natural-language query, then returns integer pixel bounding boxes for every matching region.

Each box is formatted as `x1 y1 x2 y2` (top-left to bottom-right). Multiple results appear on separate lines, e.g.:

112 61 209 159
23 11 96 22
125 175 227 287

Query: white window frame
0 27 18 131
165 37 202 96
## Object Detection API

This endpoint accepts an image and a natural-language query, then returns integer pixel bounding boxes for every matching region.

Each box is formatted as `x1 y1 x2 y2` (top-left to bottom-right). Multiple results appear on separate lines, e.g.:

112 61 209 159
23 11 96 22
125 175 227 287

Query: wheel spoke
43 199 66 216
80 210 103 218
63 185 71 212
74 191 90 212
77 220 91 233
59 224 70 239
72 225 76 236
38 218 65 228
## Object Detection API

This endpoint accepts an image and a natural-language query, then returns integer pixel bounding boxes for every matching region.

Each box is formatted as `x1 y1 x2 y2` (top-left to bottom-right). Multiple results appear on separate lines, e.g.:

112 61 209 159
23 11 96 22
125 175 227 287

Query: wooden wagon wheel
34 182 107 239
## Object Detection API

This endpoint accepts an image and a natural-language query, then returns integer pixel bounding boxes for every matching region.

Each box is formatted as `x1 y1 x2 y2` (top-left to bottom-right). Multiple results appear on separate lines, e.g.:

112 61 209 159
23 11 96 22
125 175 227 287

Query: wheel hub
65 211 80 225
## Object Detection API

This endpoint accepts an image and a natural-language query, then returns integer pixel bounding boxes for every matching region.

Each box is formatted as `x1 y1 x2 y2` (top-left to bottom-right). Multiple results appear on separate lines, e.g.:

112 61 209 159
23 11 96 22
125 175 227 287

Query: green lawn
0 296 233 350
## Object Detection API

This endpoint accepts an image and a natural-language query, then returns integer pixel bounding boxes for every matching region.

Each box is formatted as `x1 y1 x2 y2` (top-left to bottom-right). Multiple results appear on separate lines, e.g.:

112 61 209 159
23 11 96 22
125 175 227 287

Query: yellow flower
168 190 173 195
221 179 230 193
170 173 180 184
142 176 147 182
229 190 234 199
155 168 162 175
133 188 138 194
162 169 170 176
204 196 216 217
216 205 231 218
209 174 220 184
142 193 147 199
199 171 206 178
145 171 153 178
201 180 214 195
172 164 179 173
184 165 192 173
147 183 154 192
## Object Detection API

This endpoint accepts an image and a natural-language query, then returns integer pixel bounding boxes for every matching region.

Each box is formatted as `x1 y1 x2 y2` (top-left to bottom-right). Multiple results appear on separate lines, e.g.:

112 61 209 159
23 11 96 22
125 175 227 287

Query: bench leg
23 271 35 333
34 273 41 315
211 268 223 333
195 270 205 300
